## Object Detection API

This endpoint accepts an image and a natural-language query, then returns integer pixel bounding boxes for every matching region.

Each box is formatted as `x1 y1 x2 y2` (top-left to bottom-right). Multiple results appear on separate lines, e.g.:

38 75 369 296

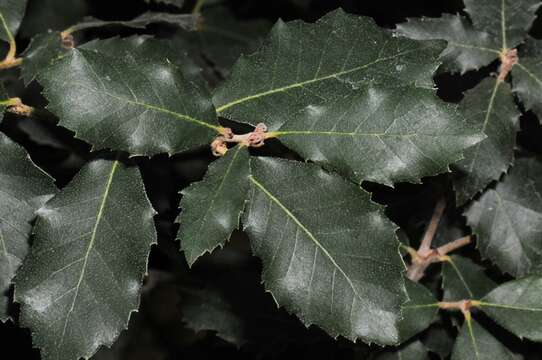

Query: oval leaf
177 145 250 266
480 276 542 342
442 255 497 301
0 132 56 321
0 0 28 43
37 37 220 155
452 78 519 205
451 316 516 360
15 160 156 360
465 157 542 277
243 156 406 345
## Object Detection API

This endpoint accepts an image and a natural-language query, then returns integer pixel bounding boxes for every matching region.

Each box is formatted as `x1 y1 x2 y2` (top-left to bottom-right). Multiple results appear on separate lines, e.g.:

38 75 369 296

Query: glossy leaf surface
37 37 220 155
453 78 519 205
451 317 516 360
480 276 542 342
0 132 56 321
177 146 250 266
15 160 156 360
465 157 542 277
0 0 27 43
243 157 406 344
442 255 497 301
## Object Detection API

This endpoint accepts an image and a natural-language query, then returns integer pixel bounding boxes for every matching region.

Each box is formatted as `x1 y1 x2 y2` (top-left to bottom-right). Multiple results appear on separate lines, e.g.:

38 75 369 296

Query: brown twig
438 300 480 316
211 123 270 156
497 49 518 82
405 199 472 282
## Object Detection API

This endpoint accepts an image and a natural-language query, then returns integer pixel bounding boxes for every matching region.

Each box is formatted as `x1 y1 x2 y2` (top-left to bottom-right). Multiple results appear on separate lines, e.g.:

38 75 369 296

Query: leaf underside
243 156 406 345
15 160 156 360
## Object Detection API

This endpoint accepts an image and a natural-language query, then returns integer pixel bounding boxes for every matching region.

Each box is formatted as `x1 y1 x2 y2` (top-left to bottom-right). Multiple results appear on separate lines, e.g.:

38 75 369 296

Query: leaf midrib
249 175 364 302
215 46 430 113
58 161 119 349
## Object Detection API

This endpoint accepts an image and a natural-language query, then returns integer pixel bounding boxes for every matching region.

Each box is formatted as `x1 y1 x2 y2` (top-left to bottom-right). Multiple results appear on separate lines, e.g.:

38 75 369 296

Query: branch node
6 98 34 117
211 123 269 156
498 48 518 82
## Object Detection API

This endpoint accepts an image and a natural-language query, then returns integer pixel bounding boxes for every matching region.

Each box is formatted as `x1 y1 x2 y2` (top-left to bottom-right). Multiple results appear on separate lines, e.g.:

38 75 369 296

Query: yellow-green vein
447 258 475 298
216 48 426 113
466 316 481 360
478 301 542 312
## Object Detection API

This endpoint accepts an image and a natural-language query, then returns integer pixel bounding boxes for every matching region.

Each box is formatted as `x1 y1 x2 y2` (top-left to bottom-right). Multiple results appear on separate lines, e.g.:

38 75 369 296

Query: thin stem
1 97 34 116
419 198 446 253
0 13 22 70
192 0 206 14
437 236 471 256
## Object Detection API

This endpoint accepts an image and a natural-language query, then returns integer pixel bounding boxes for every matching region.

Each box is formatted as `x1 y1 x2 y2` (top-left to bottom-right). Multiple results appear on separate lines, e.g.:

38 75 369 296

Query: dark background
1 0 542 359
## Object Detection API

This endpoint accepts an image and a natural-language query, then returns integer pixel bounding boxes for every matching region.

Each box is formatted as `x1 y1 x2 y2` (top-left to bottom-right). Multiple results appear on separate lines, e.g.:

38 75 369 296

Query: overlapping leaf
451 316 516 360
479 276 542 342
177 145 250 266
511 37 542 121
0 0 27 44
397 0 541 73
65 12 199 35
214 9 484 185
0 132 56 321
398 280 438 342
442 255 497 301
452 78 519 205
15 160 156 360
373 340 429 360
175 7 271 78
243 157 406 345
37 37 221 155
465 157 542 277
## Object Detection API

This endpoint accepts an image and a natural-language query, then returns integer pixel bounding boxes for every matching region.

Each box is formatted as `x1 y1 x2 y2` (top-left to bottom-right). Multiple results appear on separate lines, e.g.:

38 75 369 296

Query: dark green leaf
452 78 519 205
397 0 541 74
19 0 87 38
20 32 69 85
180 285 244 346
276 85 483 186
511 37 542 121
465 157 542 277
243 156 406 344
177 146 250 266
0 132 56 321
144 0 185 7
451 316 516 360
37 37 221 155
15 160 156 360
480 275 542 342
373 340 429 360
421 323 455 359
66 12 199 34
175 7 271 78
399 280 438 342
214 9 443 130
463 0 541 51
0 0 28 43
396 14 498 74
214 9 484 185
442 255 497 301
